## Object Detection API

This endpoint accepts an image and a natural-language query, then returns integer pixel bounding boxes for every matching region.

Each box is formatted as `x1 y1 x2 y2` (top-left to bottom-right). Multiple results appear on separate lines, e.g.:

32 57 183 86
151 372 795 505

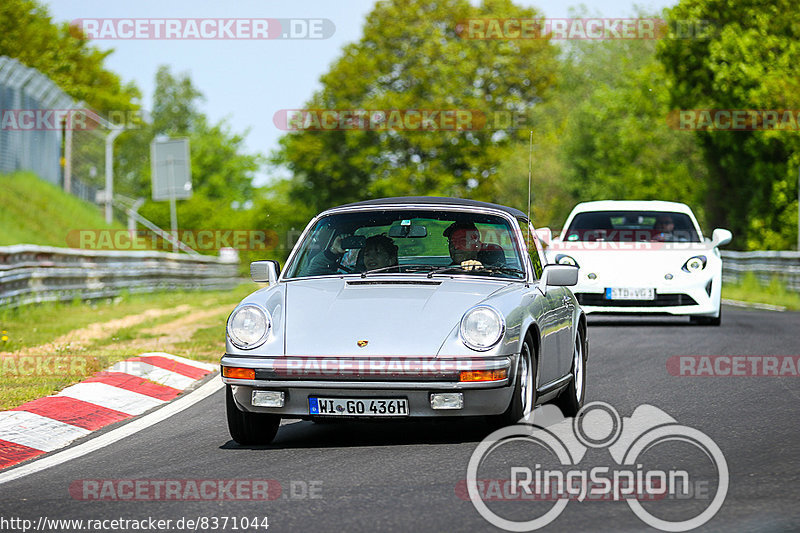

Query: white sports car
544 200 732 325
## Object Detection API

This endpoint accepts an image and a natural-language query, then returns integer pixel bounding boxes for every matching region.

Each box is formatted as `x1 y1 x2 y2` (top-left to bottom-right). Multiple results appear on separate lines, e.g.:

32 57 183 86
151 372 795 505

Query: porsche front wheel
226 385 280 445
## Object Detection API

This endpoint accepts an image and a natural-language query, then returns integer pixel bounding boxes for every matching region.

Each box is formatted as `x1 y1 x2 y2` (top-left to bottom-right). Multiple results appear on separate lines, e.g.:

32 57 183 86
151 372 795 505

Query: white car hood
548 244 714 285
284 277 508 356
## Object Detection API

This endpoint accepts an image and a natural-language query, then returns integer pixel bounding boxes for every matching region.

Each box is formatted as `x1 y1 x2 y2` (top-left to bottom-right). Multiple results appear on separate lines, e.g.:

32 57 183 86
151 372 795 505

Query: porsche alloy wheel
555 327 586 417
495 333 536 426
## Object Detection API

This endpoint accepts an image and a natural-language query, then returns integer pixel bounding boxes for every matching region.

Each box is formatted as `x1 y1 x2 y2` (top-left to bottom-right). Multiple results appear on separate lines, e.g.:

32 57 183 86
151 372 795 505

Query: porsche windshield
563 211 701 243
284 209 525 280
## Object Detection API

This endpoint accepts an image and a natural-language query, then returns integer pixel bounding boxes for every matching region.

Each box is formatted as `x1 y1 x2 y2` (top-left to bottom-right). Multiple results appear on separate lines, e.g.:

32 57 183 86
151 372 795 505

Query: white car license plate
605 287 655 300
309 397 409 417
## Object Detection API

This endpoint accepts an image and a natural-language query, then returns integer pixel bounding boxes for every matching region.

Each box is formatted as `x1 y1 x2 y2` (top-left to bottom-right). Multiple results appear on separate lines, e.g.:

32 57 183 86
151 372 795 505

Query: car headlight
682 255 707 273
460 306 505 351
227 304 271 349
555 254 579 268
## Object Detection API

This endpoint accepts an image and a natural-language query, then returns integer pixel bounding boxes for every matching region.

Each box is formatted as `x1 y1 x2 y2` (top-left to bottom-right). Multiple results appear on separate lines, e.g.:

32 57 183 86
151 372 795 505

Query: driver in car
444 222 507 271
444 222 485 271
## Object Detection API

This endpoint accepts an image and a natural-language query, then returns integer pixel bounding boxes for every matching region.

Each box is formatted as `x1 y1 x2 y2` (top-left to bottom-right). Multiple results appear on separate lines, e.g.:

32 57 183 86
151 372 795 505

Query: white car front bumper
573 270 721 317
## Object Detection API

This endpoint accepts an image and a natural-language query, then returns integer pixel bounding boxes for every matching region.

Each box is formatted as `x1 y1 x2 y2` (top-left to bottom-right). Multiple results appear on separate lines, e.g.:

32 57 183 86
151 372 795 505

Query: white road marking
0 376 223 485
0 411 90 452
722 298 786 312
57 382 164 416
108 361 196 389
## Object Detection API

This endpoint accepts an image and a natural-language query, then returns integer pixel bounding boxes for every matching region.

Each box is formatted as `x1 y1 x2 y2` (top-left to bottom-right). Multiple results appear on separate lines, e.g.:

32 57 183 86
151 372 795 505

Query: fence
721 250 800 292
0 56 105 203
0 245 241 308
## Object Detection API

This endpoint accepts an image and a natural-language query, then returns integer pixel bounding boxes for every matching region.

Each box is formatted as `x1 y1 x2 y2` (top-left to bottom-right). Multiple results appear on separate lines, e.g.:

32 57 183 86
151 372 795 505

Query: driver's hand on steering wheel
460 259 483 271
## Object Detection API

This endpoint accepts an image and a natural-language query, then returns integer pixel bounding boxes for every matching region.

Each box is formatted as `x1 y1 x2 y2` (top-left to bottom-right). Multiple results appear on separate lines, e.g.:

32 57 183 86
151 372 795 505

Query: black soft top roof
337 196 527 219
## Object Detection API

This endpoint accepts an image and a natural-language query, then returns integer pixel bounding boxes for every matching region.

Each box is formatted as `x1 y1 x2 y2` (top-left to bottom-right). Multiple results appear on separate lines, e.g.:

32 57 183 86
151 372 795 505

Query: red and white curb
0 352 215 470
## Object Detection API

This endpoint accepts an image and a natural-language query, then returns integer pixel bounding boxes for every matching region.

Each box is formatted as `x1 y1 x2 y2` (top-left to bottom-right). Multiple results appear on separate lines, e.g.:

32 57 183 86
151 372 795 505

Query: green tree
562 38 708 221
658 0 800 249
495 17 708 230
0 0 139 113
273 0 558 212
121 67 263 240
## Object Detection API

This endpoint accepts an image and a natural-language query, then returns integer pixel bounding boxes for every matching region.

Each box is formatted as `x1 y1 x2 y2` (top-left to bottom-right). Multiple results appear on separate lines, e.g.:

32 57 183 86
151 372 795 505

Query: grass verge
0 283 259 410
0 171 125 247
722 272 800 311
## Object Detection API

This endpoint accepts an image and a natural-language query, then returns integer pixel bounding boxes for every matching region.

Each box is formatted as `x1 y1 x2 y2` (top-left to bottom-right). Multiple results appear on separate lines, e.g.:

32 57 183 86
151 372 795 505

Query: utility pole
104 126 124 224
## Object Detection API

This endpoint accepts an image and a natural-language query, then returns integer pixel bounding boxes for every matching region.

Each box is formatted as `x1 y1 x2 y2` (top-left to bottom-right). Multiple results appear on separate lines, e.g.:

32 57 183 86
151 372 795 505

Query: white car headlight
460 306 505 351
227 304 271 349
682 255 707 273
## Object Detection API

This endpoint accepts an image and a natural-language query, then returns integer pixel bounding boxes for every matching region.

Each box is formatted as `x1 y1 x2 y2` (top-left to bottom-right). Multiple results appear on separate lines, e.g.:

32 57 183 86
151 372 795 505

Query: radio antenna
527 130 533 223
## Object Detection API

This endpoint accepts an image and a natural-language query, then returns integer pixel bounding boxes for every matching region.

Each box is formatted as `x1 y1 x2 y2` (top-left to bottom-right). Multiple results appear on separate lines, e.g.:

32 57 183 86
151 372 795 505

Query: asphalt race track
1 305 798 532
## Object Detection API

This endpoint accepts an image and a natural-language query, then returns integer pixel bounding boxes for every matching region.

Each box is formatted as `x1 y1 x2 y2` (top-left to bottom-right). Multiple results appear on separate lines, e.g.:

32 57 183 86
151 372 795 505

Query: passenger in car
306 233 397 276
361 234 399 271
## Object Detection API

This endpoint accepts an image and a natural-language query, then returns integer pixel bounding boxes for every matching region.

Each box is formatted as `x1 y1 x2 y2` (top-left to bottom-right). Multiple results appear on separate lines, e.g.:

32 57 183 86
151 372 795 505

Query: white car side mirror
251 260 280 284
711 228 733 247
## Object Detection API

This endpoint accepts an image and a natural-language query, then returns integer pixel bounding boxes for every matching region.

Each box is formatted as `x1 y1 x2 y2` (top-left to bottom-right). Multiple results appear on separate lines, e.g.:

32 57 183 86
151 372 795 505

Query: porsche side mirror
251 260 280 284
541 264 578 288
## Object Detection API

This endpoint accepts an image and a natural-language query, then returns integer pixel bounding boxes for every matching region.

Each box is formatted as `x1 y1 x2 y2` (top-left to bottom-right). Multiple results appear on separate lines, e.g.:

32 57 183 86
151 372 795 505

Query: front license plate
605 287 656 300
309 397 409 417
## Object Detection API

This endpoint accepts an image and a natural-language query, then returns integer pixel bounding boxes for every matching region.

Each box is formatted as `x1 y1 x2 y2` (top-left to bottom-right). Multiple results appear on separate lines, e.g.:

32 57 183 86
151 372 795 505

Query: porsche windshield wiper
360 265 402 278
360 264 442 278
425 265 526 279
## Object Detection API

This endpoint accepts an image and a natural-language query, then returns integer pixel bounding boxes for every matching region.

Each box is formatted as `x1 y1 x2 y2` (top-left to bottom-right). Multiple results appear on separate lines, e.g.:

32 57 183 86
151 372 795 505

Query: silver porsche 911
221 197 586 444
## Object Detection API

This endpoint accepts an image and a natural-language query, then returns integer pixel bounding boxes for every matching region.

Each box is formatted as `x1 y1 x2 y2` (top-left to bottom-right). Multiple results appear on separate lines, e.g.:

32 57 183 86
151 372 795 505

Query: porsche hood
283 278 508 356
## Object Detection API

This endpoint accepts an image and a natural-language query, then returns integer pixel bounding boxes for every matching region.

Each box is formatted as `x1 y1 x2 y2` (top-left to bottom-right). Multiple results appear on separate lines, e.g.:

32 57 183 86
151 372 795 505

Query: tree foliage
658 0 800 248
494 20 708 230
130 67 263 232
0 0 139 113
273 0 558 213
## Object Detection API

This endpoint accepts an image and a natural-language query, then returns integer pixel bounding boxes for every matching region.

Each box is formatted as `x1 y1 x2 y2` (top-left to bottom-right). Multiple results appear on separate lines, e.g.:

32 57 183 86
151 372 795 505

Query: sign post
151 138 192 252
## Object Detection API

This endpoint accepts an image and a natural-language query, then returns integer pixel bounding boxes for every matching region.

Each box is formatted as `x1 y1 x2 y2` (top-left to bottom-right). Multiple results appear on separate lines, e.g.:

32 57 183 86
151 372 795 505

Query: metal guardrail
0 245 240 308
721 250 800 292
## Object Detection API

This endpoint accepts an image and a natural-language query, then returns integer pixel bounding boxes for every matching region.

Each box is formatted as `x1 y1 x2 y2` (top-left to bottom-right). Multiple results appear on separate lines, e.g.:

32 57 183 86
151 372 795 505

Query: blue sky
44 0 677 185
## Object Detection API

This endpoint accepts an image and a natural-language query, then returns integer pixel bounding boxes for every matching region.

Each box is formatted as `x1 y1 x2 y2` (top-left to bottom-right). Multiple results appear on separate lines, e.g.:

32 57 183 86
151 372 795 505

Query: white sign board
151 138 192 201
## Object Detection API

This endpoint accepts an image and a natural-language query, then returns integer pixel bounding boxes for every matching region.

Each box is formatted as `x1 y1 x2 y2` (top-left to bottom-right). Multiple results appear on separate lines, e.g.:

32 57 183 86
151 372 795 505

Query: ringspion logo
465 402 728 531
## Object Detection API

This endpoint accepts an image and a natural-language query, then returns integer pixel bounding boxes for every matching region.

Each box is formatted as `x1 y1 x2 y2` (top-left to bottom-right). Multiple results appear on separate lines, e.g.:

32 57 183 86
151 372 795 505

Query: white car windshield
563 211 701 243
284 209 526 279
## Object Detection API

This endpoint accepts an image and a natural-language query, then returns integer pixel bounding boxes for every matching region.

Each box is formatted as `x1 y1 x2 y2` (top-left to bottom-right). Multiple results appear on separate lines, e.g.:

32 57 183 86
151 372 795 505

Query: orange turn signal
222 366 255 380
459 369 508 382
